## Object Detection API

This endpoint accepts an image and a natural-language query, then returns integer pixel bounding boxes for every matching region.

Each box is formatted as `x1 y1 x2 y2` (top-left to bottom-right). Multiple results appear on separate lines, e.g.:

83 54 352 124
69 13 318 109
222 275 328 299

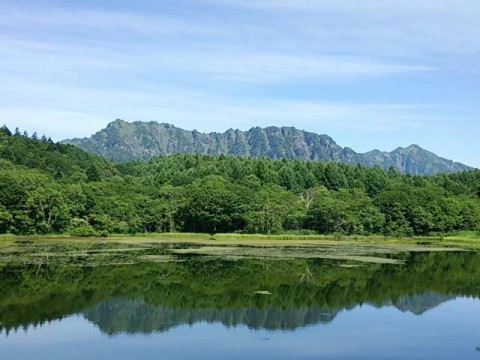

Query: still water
1 249 479 359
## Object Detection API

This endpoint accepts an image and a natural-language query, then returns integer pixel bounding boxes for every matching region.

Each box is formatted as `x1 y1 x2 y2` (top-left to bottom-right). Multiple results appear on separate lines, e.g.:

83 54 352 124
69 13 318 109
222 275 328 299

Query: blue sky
0 0 478 166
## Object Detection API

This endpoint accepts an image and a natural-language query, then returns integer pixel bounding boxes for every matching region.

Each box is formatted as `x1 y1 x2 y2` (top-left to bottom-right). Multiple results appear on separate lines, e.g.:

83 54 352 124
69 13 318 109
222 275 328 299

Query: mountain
63 119 472 175
359 145 470 176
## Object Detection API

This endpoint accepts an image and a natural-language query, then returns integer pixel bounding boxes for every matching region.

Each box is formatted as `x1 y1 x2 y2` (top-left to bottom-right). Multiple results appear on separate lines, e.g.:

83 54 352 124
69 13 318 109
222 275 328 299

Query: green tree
0 205 13 233
86 164 101 182
308 187 384 235
26 186 70 233
245 185 304 234
183 176 249 233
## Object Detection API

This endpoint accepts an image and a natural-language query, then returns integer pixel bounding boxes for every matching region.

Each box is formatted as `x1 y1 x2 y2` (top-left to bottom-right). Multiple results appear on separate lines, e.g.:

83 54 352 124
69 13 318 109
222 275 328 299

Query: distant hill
63 119 472 175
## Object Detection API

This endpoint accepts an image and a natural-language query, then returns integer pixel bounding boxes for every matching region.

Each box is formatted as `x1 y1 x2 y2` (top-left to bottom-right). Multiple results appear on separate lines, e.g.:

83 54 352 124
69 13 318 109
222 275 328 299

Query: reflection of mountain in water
83 292 455 335
1 251 479 335
390 292 456 315
84 299 341 334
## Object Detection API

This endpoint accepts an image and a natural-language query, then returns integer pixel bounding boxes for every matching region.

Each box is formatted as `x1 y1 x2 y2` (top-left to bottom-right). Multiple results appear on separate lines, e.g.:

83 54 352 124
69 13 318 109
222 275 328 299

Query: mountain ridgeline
63 119 472 175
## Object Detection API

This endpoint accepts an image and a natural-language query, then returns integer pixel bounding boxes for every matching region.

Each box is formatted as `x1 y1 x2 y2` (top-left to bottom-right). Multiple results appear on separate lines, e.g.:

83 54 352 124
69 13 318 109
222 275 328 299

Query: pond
0 242 479 359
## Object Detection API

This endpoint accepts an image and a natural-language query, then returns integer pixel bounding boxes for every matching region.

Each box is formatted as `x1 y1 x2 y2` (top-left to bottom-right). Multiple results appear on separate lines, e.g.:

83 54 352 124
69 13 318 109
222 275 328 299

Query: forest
1 125 479 237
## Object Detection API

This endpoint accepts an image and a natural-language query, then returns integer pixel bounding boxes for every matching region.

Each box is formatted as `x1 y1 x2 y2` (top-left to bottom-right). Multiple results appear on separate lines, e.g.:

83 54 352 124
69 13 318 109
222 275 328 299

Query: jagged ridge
63 119 472 175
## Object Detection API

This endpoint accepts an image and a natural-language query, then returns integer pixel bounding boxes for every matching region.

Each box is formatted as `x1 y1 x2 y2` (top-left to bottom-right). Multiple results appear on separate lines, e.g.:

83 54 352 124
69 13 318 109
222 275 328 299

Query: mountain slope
63 119 472 175
360 145 470 175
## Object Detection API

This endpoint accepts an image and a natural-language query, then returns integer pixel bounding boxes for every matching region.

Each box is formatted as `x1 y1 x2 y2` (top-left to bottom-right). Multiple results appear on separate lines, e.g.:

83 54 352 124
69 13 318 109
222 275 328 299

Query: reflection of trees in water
300 266 313 284
0 251 479 335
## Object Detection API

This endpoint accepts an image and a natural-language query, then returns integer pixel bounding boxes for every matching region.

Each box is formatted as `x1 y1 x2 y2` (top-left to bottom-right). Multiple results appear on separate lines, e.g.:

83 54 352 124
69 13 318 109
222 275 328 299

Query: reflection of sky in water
2 298 479 360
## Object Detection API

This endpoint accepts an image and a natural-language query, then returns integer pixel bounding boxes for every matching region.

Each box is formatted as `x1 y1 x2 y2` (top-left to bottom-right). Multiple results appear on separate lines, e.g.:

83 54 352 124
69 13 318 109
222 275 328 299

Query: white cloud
214 0 476 12
205 0 480 56
0 78 448 141
0 37 432 88
156 53 433 83
0 0 477 165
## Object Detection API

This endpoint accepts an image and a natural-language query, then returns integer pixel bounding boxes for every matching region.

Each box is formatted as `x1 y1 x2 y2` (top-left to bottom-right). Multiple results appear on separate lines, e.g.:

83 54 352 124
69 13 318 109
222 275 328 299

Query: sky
0 0 479 166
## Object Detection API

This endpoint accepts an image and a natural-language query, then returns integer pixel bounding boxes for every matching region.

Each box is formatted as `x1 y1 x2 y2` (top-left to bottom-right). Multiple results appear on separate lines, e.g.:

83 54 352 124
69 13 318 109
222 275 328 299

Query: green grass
0 231 479 249
0 231 477 268
444 231 480 240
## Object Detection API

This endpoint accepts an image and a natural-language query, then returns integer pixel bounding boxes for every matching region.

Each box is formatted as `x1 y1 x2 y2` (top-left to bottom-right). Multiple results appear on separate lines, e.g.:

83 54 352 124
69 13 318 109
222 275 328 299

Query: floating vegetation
170 244 405 264
254 291 272 295
138 255 179 263
0 237 470 268
338 264 364 268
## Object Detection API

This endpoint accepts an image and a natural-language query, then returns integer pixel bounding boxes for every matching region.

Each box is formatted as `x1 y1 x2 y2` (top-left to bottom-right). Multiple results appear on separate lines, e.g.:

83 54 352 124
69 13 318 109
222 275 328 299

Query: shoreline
1 232 479 250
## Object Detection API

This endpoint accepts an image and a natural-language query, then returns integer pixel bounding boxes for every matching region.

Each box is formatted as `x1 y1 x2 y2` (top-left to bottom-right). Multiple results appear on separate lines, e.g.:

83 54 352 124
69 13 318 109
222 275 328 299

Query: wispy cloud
205 0 480 56
0 43 433 105
0 78 449 140
0 0 478 165
0 14 432 85
154 53 433 83
211 0 478 12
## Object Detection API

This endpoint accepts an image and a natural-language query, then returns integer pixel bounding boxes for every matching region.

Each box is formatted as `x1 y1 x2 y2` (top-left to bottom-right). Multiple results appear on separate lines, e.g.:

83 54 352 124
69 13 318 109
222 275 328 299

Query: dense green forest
1 125 479 236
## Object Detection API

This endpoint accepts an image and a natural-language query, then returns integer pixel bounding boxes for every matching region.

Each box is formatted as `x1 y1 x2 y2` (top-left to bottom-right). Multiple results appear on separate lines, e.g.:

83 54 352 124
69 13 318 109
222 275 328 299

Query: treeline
0 125 479 236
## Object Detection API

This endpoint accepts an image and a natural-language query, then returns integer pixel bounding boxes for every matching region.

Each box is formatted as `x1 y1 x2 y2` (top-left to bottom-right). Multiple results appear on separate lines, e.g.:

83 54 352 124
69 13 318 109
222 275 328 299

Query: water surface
1 247 479 359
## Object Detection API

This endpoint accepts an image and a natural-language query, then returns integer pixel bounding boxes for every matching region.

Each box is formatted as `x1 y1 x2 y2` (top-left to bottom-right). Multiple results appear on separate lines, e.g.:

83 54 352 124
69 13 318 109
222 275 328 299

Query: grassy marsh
0 233 475 267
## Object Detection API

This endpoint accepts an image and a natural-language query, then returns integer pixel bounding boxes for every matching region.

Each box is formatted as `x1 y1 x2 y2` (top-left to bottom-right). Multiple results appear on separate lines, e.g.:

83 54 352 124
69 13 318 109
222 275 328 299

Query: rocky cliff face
63 119 472 175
